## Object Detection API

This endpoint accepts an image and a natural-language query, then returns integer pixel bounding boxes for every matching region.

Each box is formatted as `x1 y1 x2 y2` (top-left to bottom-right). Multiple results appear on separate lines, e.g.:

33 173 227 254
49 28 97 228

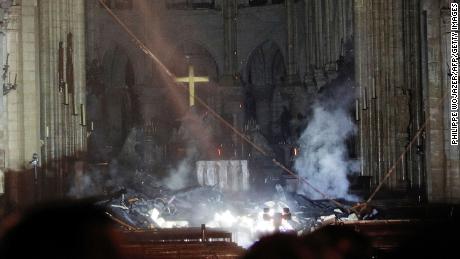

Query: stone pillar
354 0 460 198
324 0 332 71
316 0 324 68
410 0 424 192
364 0 375 185
303 0 315 88
6 4 25 169
0 7 8 193
38 0 49 171
354 0 407 189
441 1 460 202
442 2 460 202
286 0 299 84
393 0 407 187
354 0 368 177
376 0 386 185
222 0 238 86
403 0 425 192
73 0 87 153
421 0 460 202
0 0 86 198
365 0 375 183
36 0 86 195
20 0 41 169
424 0 446 202
308 0 352 90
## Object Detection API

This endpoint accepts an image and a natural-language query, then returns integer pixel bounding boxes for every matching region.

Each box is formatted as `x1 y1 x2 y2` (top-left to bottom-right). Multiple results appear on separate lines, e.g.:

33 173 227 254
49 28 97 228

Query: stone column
440 1 460 202
370 0 377 185
38 0 50 166
324 0 332 70
315 0 329 87
0 7 9 193
20 0 41 167
6 5 24 169
286 0 299 84
424 0 446 202
354 0 366 177
403 0 425 192
366 0 375 183
411 0 425 192
314 0 322 68
73 0 87 153
376 0 385 185
222 0 238 86
36 0 86 175
303 0 315 88
392 0 407 187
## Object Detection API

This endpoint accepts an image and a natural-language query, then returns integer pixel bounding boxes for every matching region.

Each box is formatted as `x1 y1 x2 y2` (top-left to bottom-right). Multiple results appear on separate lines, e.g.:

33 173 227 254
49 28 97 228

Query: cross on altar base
175 65 209 106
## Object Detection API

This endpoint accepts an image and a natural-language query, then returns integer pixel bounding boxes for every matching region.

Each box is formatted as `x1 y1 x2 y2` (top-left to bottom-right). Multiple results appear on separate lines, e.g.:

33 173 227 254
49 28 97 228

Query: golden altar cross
175 65 209 106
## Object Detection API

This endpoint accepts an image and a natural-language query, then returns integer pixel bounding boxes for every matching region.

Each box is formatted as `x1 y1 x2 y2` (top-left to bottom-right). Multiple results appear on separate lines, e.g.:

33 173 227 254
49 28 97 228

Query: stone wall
0 10 7 194
354 0 410 190
85 0 353 161
37 0 86 169
0 0 86 196
0 1 41 195
423 0 460 203
354 0 460 203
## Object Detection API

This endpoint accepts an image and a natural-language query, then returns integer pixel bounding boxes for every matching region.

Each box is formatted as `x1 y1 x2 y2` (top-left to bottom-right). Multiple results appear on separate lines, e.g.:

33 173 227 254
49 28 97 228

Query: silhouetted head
243 233 313 259
0 201 124 259
392 220 460 259
302 225 372 259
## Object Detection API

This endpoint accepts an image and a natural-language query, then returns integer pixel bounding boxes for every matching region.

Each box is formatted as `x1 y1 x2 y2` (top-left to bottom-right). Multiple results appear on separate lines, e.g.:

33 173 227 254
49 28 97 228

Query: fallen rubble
97 183 380 247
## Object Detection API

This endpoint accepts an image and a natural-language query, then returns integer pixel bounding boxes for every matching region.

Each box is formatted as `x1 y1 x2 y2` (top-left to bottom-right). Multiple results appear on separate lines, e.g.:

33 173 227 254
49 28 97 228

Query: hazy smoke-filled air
294 81 359 200
162 145 198 190
162 109 214 190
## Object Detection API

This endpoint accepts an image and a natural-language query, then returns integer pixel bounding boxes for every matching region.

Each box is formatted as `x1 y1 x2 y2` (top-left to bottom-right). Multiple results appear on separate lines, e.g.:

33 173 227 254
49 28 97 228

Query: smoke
162 146 198 190
161 109 215 190
294 79 359 201
68 161 105 198
68 173 101 198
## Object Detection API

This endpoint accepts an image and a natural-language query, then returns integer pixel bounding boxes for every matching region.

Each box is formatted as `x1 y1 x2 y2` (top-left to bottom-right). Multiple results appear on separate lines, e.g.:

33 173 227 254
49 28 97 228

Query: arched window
171 42 219 112
247 41 286 87
245 41 286 138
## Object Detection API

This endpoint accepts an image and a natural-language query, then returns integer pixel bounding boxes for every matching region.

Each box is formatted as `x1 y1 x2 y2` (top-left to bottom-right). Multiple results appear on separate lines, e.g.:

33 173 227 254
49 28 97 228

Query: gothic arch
244 40 287 139
169 40 219 80
245 40 286 87
166 41 219 114
100 37 146 84
102 45 138 89
95 45 141 158
239 36 286 80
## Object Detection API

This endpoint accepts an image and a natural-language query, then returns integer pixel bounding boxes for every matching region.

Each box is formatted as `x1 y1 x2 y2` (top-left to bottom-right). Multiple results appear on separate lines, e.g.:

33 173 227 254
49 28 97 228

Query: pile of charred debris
92 171 381 246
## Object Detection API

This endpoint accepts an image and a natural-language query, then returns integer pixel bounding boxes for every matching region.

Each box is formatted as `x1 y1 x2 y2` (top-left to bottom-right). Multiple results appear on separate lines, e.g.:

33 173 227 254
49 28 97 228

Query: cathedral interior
0 0 459 258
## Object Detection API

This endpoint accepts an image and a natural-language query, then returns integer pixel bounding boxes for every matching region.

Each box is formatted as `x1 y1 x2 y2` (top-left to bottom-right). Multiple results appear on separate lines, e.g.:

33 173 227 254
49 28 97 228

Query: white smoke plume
294 82 359 200
162 109 214 190
68 161 105 198
162 146 198 190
